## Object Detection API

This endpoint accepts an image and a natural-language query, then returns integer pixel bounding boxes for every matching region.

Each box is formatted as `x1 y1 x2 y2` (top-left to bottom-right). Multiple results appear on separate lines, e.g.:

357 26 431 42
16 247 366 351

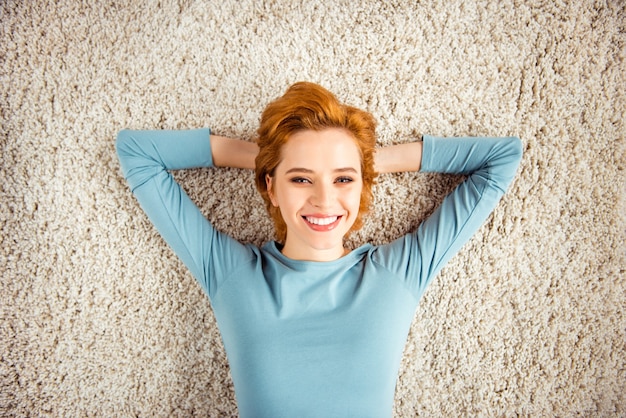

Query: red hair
255 82 378 242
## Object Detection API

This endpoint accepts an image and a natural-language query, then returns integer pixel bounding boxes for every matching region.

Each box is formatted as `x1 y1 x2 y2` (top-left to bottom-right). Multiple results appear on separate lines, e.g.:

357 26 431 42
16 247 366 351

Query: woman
116 82 522 417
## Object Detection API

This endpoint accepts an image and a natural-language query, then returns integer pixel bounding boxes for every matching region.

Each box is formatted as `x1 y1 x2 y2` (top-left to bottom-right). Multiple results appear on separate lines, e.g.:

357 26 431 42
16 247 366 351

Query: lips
303 215 342 231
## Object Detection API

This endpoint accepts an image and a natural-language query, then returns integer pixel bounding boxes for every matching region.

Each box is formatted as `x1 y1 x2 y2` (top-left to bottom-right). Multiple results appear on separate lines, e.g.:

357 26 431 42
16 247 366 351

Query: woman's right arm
116 129 256 297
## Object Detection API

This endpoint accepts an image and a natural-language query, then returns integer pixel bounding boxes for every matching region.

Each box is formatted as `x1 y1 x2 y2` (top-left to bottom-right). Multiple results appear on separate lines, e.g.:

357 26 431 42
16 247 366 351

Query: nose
310 181 334 209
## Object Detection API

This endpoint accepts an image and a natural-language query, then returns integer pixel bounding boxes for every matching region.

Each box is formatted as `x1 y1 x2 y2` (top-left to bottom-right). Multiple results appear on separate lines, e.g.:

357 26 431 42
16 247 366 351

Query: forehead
278 128 362 169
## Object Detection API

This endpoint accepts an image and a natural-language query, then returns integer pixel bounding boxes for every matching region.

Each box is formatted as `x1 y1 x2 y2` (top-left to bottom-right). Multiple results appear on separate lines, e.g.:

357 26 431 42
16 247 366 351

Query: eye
290 177 311 184
335 176 354 184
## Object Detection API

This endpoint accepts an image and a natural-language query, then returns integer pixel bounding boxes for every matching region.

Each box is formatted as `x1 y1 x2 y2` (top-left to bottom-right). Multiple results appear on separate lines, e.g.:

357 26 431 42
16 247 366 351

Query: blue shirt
116 129 522 418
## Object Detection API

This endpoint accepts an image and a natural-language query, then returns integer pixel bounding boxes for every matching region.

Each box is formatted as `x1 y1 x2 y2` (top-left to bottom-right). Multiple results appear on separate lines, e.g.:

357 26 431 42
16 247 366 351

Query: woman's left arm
375 141 423 174
375 135 523 298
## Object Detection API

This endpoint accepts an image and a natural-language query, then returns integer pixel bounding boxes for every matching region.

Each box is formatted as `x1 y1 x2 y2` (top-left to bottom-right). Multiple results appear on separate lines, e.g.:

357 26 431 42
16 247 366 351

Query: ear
266 174 278 207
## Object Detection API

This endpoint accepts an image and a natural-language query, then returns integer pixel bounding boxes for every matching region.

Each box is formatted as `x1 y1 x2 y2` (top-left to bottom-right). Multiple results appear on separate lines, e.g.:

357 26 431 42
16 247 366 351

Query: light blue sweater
116 129 522 418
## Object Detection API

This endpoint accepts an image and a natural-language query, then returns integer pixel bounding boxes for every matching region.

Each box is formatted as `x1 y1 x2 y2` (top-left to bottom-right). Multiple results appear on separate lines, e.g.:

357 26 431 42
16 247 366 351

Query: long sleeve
374 135 523 299
116 128 255 298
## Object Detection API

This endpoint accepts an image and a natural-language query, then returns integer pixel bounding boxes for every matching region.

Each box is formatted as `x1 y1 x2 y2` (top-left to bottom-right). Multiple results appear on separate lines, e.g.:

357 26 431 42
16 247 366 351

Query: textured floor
1 0 624 416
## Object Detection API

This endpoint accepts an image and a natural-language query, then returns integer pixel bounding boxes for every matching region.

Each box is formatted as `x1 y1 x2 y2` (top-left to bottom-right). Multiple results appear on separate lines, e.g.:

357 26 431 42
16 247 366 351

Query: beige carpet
1 0 624 416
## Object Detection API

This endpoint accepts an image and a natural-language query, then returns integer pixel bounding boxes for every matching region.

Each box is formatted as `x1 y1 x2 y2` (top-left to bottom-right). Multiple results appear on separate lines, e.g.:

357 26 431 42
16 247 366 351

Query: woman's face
266 128 363 261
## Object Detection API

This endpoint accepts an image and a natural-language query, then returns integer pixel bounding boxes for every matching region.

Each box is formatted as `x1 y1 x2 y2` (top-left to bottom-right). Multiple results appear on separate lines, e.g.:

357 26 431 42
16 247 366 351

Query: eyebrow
285 167 359 174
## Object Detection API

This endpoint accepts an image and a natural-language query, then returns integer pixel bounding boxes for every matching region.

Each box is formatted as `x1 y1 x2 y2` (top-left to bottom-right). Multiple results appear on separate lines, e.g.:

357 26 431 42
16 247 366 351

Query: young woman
116 82 522 418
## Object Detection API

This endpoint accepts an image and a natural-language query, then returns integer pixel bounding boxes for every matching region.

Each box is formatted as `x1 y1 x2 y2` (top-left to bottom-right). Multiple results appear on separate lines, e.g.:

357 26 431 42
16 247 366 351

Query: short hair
255 82 378 242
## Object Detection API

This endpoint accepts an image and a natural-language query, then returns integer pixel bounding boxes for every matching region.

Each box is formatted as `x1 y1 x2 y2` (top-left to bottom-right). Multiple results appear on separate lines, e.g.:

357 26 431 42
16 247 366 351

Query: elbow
114 129 164 191
497 136 523 187
500 136 523 173
115 129 140 183
487 137 524 193
509 136 523 164
115 129 133 158
115 129 144 170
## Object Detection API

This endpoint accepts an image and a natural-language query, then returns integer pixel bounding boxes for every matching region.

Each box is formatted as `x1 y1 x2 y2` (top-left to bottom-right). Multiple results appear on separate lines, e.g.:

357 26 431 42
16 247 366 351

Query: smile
303 215 342 231
305 216 339 225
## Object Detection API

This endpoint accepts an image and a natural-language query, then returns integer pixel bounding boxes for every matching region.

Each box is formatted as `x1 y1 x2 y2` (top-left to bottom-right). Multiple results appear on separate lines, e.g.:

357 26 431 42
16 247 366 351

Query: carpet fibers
1 0 624 416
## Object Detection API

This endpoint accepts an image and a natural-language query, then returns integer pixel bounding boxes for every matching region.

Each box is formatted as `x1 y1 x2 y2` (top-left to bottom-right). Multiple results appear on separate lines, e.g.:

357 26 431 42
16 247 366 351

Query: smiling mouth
305 216 339 225
303 215 342 231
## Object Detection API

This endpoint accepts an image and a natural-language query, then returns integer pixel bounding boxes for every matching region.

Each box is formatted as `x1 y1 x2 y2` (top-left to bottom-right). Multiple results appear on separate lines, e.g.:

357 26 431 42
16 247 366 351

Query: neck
280 244 349 262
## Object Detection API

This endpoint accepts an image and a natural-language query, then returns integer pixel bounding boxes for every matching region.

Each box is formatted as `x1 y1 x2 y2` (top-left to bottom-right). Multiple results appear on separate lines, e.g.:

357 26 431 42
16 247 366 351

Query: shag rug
1 0 624 416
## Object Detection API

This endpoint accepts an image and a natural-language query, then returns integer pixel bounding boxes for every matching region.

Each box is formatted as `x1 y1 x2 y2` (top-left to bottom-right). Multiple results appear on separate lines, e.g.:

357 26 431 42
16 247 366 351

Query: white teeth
305 216 338 226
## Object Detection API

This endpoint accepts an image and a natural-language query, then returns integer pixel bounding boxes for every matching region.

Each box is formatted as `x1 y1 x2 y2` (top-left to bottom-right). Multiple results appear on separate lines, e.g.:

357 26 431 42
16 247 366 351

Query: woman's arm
375 141 423 174
116 129 255 297
375 135 523 298
215 134 421 173
211 135 259 169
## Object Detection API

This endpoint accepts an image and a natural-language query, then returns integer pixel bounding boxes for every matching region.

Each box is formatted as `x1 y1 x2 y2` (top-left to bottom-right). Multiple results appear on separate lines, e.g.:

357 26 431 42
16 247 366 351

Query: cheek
271 183 303 212
346 187 364 211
